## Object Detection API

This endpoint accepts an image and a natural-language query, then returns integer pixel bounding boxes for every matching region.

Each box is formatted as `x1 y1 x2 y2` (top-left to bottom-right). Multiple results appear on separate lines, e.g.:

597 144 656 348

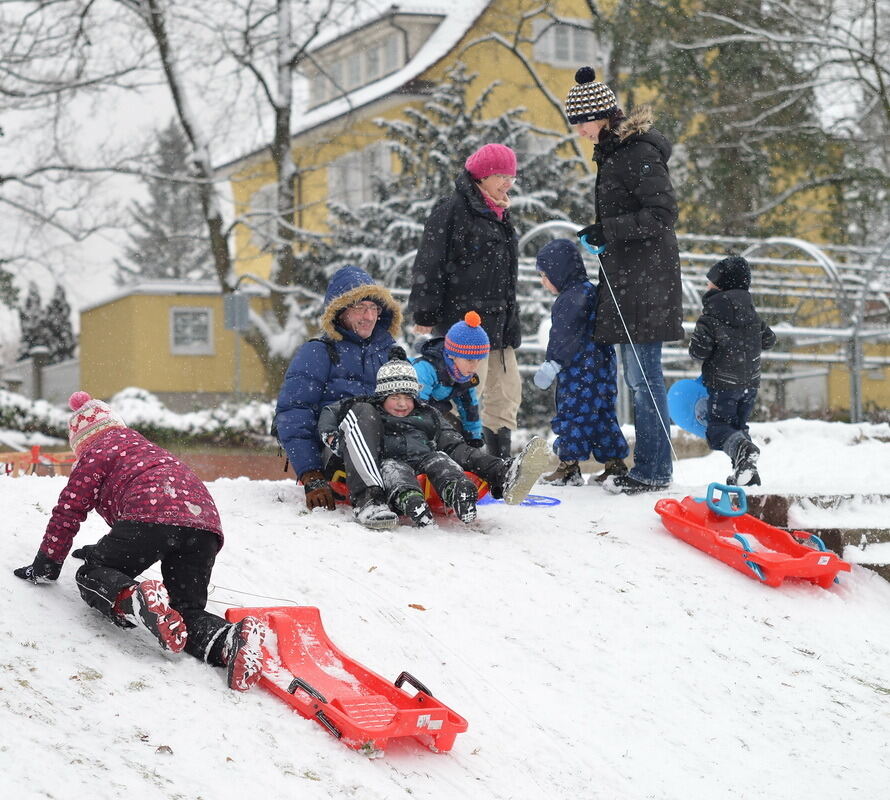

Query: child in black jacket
318 350 551 528
688 256 776 486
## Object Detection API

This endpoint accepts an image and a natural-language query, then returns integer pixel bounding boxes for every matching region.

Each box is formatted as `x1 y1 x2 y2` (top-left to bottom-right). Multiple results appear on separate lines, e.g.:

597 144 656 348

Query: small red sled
654 483 851 588
328 469 489 515
225 606 468 756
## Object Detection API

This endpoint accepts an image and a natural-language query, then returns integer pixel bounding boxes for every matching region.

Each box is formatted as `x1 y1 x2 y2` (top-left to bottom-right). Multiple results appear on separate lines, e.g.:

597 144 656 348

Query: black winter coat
592 107 684 344
688 288 777 390
409 170 520 350
317 395 466 464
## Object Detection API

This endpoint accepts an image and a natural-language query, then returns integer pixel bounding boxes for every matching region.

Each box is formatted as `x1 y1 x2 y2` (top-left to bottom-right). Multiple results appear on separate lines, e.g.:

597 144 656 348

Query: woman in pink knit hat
13 391 267 691
409 142 522 460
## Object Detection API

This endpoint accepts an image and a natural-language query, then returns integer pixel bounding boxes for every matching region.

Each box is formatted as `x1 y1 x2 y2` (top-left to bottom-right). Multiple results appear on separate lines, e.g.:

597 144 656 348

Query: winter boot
442 480 478 524
729 440 761 487
541 460 584 486
602 474 668 495
484 426 512 459
501 436 554 505
224 616 268 691
395 489 434 527
115 579 187 653
593 458 629 484
352 487 399 530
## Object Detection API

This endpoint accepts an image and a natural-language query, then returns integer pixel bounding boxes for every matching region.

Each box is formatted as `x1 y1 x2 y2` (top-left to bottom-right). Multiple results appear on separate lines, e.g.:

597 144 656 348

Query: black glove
300 470 336 511
576 222 605 247
14 551 63 583
466 437 485 448
71 544 97 561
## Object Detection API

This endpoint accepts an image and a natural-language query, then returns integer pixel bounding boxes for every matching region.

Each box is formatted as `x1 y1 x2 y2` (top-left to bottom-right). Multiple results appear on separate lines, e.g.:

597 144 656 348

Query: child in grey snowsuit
533 239 629 486
688 255 776 486
318 350 552 528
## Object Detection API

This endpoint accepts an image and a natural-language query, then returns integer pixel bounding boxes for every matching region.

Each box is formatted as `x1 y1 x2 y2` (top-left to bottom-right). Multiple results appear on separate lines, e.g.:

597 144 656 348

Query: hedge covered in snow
0 388 276 447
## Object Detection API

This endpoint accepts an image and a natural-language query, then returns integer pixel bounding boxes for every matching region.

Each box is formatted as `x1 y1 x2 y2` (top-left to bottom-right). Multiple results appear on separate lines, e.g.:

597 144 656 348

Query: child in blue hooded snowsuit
533 239 629 486
411 311 490 448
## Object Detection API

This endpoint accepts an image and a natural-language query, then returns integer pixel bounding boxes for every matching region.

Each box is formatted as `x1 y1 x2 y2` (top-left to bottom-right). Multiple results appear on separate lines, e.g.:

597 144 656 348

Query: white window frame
170 307 214 356
327 141 393 211
532 18 600 68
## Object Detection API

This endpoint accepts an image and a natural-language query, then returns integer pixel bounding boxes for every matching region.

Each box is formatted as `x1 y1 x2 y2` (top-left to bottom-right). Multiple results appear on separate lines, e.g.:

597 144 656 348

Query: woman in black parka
566 67 683 494
409 143 521 459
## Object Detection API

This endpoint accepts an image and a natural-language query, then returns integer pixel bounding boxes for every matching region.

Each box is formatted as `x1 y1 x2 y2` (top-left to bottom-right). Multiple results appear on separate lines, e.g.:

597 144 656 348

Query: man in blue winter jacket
274 265 403 528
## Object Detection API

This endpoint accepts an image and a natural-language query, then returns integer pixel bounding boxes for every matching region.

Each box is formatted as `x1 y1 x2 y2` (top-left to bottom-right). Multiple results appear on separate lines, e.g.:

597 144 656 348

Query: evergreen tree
44 284 76 363
115 120 214 283
593 0 828 237
321 64 596 281
17 283 51 361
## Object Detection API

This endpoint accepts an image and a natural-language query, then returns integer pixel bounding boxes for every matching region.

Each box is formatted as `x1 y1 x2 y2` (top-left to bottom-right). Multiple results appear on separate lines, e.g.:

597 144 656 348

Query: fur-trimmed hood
320 265 403 341
600 105 672 164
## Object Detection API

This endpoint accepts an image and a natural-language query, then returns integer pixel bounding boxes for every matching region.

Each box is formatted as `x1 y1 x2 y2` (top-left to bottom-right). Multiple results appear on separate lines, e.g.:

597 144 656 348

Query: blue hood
535 239 588 293
320 265 402 341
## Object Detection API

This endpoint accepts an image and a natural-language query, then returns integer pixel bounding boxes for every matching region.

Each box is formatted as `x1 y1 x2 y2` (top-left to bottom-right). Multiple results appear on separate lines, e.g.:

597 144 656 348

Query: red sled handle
394 671 432 697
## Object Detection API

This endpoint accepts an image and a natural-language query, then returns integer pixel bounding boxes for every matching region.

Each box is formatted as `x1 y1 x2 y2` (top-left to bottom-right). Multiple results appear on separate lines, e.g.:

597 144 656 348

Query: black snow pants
326 401 510 502
75 520 231 666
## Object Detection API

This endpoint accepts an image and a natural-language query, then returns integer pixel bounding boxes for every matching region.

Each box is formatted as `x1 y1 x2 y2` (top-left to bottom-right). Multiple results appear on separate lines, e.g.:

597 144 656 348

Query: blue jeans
705 387 757 459
620 342 672 485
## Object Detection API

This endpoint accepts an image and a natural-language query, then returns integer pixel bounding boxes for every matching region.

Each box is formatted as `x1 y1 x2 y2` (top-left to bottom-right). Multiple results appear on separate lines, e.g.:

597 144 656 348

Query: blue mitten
533 360 561 390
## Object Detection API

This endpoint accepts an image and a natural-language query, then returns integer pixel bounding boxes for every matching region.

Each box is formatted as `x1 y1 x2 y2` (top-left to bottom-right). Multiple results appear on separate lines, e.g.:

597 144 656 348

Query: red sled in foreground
654 483 852 588
225 606 468 756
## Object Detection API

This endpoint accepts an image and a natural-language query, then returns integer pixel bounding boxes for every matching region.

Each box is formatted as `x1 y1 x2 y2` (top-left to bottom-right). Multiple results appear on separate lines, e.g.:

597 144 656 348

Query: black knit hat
707 256 751 291
565 66 619 124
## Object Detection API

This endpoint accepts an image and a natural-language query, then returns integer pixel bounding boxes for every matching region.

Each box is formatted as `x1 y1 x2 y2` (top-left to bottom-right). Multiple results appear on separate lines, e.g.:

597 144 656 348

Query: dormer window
533 19 601 68
309 30 404 108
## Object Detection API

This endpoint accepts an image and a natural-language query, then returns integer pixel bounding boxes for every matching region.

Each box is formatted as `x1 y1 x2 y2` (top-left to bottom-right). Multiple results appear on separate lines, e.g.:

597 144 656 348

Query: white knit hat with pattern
67 391 126 455
375 359 419 398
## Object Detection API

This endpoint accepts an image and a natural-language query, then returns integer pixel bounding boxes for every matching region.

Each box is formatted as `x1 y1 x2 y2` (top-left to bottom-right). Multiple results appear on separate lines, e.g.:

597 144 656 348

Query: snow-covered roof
80 280 267 313
218 0 490 172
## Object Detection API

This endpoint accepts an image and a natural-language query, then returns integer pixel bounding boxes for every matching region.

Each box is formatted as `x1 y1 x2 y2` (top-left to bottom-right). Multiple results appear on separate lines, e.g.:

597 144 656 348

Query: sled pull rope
580 236 680 467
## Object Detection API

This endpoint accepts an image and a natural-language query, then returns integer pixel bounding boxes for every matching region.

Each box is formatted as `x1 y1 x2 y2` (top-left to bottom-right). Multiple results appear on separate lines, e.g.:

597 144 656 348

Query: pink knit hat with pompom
68 391 126 455
464 143 517 180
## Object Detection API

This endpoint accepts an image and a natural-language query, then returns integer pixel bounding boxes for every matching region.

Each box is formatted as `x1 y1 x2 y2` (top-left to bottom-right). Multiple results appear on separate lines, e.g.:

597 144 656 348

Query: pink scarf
479 186 510 220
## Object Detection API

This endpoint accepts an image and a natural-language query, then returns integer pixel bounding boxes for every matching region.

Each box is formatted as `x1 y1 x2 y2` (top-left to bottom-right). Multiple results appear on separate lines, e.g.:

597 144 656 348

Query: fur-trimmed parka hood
320 265 403 341
598 105 672 164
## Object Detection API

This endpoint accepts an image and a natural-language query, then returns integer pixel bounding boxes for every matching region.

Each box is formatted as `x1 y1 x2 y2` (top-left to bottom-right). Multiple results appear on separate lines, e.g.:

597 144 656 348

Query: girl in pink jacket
14 391 266 691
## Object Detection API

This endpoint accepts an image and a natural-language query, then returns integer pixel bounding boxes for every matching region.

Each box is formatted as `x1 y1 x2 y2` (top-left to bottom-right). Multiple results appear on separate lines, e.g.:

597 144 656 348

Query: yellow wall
80 293 267 399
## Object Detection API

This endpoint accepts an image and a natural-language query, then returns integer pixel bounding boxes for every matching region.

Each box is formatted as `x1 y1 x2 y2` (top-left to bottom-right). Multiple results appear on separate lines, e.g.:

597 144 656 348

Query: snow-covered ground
3 419 890 799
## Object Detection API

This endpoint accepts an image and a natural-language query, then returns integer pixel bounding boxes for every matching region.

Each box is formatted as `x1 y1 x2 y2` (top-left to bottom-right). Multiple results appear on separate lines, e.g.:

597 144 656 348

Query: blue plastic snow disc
476 494 561 507
667 376 709 438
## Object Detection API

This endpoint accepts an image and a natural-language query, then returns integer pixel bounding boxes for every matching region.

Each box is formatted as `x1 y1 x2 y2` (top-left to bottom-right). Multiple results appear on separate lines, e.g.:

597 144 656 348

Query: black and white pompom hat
375 358 420 398
565 66 619 124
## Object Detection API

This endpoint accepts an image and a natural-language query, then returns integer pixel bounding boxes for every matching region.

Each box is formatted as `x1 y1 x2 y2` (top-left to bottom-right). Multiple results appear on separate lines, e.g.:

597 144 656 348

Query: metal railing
385 221 890 421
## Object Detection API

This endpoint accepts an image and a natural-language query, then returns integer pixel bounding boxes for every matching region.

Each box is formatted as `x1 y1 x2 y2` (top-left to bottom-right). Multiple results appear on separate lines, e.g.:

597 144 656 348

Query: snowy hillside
3 420 890 800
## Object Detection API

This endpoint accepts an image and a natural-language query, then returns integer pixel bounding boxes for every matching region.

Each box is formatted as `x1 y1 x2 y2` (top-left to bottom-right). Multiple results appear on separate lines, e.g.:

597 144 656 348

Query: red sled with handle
654 483 851 588
225 605 468 756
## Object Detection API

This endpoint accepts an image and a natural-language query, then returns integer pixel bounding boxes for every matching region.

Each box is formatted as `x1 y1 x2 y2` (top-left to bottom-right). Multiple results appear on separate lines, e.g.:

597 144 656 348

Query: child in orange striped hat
412 311 490 446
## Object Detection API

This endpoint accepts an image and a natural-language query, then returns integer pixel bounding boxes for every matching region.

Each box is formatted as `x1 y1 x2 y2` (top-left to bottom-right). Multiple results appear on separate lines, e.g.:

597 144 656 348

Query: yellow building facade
223 0 596 282
80 282 267 407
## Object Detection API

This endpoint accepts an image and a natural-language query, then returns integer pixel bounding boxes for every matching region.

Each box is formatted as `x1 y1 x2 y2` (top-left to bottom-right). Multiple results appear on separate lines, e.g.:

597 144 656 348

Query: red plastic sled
328 469 489 515
654 483 851 588
225 606 468 756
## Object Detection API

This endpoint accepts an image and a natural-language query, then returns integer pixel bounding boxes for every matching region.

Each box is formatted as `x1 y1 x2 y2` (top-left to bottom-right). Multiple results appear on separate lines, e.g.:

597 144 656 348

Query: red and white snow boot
225 616 268 691
116 579 187 653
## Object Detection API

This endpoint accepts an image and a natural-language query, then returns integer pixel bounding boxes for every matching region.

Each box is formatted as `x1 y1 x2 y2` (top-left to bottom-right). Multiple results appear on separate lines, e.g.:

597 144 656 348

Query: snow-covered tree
44 284 77 363
17 283 76 364
322 64 596 280
17 284 49 361
115 120 213 283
